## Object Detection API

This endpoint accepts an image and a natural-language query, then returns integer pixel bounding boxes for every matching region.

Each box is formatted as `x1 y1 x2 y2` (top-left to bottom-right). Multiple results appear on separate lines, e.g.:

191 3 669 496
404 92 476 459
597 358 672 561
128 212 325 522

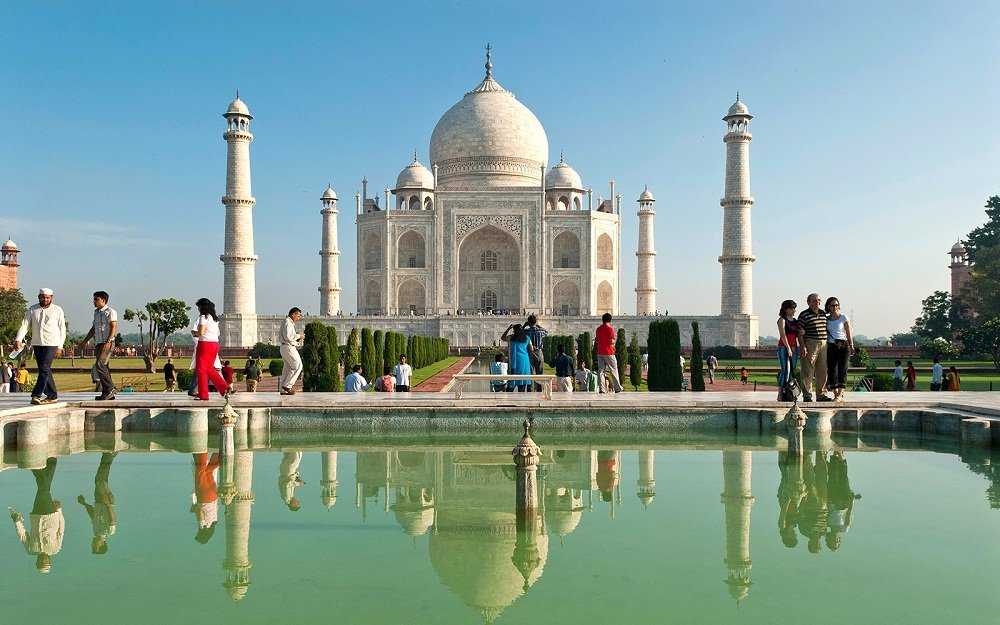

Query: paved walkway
413 357 474 392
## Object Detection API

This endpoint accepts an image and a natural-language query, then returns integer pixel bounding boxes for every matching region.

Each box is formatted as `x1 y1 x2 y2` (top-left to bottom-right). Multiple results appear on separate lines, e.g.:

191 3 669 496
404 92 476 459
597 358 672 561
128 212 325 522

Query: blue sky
1 1 997 337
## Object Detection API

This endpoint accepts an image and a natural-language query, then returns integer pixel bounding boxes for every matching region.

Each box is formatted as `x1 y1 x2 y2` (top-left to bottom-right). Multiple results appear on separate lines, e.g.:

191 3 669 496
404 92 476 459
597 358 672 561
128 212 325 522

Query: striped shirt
523 324 548 351
798 308 828 341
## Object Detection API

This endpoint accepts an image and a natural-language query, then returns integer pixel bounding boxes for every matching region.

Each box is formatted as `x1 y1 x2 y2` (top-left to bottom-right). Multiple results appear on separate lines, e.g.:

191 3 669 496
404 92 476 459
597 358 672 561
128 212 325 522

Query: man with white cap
14 288 67 405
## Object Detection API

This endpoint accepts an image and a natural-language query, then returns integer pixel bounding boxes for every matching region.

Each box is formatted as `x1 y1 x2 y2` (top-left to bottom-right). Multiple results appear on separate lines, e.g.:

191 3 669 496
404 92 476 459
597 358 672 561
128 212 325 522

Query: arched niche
364 233 382 270
552 231 580 269
597 281 613 312
397 280 425 314
457 225 520 313
552 280 580 315
397 230 426 268
596 234 614 270
364 280 381 314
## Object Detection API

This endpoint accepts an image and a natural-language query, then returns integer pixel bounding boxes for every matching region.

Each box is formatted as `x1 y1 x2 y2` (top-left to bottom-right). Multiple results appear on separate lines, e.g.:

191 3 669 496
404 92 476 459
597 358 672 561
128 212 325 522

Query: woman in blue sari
501 323 530 392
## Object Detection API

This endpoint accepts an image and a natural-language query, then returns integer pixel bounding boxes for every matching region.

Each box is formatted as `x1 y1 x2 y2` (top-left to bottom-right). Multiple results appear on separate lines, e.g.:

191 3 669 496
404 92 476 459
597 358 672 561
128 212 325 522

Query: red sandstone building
0 239 20 290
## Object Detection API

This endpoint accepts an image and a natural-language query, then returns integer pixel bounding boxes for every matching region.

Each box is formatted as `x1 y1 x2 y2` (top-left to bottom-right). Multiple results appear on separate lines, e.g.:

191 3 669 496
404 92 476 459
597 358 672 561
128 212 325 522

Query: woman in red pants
191 298 230 400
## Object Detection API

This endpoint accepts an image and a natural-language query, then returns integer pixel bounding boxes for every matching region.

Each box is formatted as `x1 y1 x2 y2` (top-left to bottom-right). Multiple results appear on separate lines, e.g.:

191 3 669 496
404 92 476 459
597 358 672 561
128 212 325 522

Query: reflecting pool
2 433 998 624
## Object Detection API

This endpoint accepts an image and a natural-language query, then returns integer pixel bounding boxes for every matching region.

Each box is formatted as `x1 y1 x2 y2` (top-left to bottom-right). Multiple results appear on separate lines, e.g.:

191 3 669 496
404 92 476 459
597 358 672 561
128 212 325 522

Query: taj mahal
217 51 759 349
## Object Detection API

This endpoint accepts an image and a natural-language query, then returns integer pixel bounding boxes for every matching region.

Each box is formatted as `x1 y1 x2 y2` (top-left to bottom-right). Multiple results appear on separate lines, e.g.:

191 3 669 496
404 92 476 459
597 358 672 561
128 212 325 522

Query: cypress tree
326 326 342 391
301 321 328 392
383 331 395 371
646 321 663 391
664 319 683 391
345 327 360 371
628 331 642 391
615 328 627 383
373 330 384 377
690 322 706 392
361 328 376 381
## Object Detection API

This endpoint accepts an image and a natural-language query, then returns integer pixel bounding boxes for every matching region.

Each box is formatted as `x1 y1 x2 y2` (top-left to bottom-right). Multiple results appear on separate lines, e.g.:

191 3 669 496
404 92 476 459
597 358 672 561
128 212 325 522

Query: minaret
719 95 755 317
636 448 656 509
949 241 971 300
220 92 258 347
720 450 754 604
635 187 657 315
319 185 342 316
0 238 20 290
222 449 255 602
320 451 339 509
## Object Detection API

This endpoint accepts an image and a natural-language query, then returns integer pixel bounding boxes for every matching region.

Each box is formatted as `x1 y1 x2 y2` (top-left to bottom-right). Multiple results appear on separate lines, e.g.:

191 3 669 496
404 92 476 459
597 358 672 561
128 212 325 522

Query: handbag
779 355 800 402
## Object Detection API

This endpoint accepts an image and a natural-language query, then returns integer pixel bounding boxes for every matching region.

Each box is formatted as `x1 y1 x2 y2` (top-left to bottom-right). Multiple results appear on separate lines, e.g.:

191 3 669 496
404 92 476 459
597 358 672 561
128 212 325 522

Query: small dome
727 99 749 116
951 240 967 254
395 157 435 190
638 187 655 202
225 94 252 118
1 239 17 250
545 158 583 190
322 184 338 200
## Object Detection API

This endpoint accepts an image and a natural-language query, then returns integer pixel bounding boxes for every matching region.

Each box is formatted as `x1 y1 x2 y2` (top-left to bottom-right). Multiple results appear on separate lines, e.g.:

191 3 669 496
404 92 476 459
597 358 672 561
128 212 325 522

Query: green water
1 434 998 625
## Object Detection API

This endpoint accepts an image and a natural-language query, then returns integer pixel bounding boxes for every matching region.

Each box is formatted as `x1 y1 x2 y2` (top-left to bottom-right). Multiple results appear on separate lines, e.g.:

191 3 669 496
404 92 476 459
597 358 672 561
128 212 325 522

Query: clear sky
1 1 997 338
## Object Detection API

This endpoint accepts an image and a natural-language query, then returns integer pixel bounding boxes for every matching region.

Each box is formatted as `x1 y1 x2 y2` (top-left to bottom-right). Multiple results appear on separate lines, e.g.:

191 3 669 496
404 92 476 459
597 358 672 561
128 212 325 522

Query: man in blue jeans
14 288 66 405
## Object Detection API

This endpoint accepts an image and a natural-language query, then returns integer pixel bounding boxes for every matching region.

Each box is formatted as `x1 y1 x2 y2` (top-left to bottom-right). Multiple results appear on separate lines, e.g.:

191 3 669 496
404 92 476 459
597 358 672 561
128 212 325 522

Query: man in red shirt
595 313 624 393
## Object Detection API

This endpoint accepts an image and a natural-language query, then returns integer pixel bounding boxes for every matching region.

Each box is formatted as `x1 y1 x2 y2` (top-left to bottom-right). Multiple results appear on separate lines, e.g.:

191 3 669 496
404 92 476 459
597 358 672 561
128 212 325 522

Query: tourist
501 324 531 392
824 296 854 403
905 361 917 391
825 450 859 552
191 452 219 543
15 364 29 392
490 353 508 393
221 360 235 392
79 291 118 401
776 300 799 401
892 360 904 391
798 292 831 402
77 452 117 554
243 356 260 392
523 315 548 392
375 366 395 392
14 288 66 405
777 452 804 548
740 367 749 384
6 361 16 392
707 353 718 384
797 451 830 554
930 358 943 391
162 358 177 392
0 360 9 394
344 364 372 392
190 298 231 401
279 307 305 395
10 457 64 572
550 344 575 393
946 366 961 391
278 452 304 511
393 354 412 392
595 450 618 502
575 360 590 392
594 313 624 393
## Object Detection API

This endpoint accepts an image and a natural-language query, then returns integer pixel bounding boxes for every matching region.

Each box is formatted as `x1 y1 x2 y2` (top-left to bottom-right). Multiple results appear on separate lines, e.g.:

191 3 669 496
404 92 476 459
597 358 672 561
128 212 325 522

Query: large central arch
457 225 521 313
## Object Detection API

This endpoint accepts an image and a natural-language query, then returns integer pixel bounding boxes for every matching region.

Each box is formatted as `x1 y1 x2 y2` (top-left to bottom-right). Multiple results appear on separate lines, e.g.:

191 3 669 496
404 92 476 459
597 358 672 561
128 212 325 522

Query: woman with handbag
824 297 854 403
777 299 800 401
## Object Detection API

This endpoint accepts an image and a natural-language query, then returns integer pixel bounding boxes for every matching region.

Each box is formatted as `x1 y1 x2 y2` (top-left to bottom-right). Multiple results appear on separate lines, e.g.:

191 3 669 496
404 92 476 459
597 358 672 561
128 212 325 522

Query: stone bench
451 374 559 400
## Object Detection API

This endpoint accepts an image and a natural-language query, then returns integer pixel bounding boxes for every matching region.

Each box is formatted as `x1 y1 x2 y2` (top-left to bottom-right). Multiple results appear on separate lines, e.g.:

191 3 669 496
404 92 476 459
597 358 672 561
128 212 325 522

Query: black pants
826 341 850 390
31 458 57 515
32 346 58 399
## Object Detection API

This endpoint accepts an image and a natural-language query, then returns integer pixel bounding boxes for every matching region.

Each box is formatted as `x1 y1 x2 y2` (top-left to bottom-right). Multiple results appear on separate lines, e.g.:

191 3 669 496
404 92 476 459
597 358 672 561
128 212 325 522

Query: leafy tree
961 317 1000 369
628 332 642 391
965 195 1000 262
850 346 873 371
888 332 920 346
372 330 384 376
577 332 593 370
301 321 329 391
919 338 959 361
360 328 376 380
966 244 1000 318
615 328 627 384
690 322 705 391
248 342 281 358
912 290 968 340
123 298 190 372
647 319 683 391
0 288 27 346
345 328 360 370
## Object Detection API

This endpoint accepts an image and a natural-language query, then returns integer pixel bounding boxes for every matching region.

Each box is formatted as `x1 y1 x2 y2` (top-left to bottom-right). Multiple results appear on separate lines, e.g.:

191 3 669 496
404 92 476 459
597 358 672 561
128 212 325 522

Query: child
740 367 749 385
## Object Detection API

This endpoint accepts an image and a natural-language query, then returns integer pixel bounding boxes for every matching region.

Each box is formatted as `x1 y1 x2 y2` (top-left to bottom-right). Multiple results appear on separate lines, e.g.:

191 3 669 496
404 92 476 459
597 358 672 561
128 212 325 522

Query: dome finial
414 149 418 162
559 150 564 163
485 42 492 78
736 91 739 102
236 89 240 100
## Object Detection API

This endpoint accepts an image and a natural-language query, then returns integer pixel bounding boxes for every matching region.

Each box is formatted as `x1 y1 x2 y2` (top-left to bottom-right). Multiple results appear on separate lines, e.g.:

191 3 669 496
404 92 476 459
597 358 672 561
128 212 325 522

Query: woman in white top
824 296 854 403
190 298 231 400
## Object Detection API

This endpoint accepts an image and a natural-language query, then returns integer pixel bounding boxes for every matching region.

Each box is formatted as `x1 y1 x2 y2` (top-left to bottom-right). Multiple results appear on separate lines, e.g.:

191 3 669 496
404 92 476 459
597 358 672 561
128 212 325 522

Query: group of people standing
777 293 854 402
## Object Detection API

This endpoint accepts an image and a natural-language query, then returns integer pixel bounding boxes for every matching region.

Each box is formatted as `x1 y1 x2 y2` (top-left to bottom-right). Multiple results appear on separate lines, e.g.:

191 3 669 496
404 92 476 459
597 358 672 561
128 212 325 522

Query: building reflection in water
221 448 255 601
721 450 754 604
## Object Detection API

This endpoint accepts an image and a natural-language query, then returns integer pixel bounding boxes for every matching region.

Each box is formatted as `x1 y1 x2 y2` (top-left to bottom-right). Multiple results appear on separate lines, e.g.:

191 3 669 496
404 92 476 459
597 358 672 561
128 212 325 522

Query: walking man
393 354 412 392
523 314 548 392
279 307 304 395
930 357 943 391
707 353 718 384
595 313 624 393
243 356 261 392
14 288 67 405
798 293 831 402
79 291 118 401
162 358 176 392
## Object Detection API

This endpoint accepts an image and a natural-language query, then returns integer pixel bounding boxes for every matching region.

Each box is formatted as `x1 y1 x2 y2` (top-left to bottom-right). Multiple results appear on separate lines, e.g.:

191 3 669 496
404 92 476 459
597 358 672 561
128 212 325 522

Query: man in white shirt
892 360 904 391
344 364 372 392
11 457 64 573
14 288 67 405
930 357 944 391
79 291 118 401
278 452 305 511
279 307 305 395
393 354 412 392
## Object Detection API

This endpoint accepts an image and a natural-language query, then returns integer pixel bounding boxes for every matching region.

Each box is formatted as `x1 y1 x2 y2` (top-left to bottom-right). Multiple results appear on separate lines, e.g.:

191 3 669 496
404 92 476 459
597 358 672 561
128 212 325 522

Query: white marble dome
727 99 750 117
225 95 251 117
1 239 17 250
321 184 338 200
545 159 582 190
395 157 435 189
638 187 655 202
430 68 548 187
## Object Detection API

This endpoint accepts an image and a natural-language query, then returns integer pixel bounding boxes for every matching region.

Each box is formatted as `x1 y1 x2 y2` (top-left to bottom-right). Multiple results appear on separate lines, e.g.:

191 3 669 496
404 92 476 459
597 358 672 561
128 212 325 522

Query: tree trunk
143 355 158 374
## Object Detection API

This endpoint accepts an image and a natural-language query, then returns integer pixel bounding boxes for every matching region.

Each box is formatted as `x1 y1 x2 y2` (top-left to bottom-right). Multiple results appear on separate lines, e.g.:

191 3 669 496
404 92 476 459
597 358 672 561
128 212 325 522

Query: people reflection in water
825 450 860 550
77 452 117 554
279 452 305 511
798 451 829 554
596 450 618 502
777 452 805 548
10 457 64 572
191 452 219 544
